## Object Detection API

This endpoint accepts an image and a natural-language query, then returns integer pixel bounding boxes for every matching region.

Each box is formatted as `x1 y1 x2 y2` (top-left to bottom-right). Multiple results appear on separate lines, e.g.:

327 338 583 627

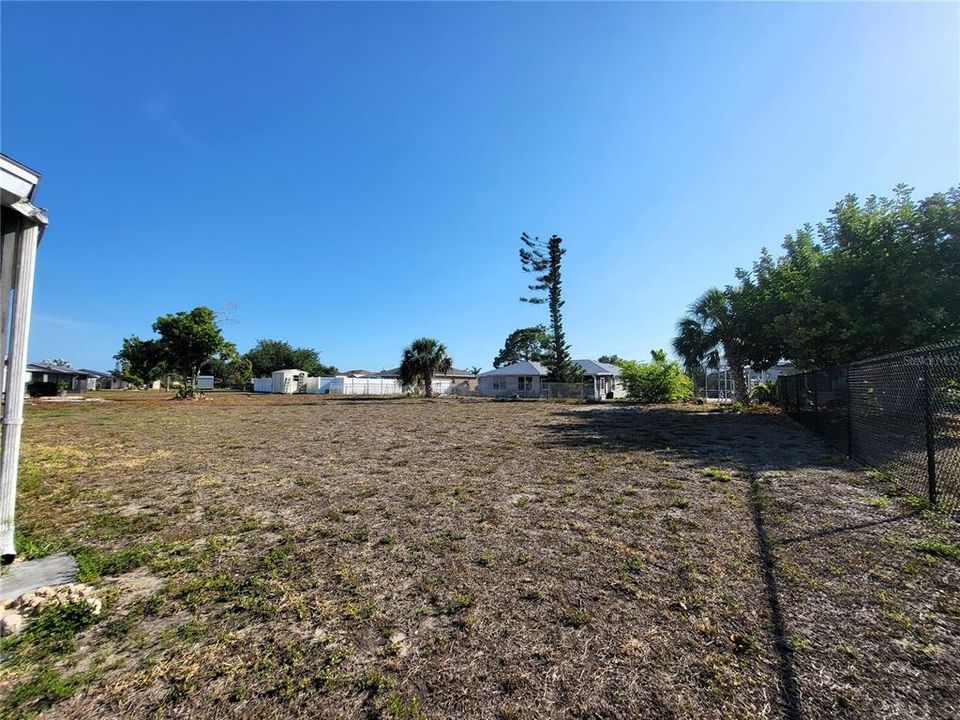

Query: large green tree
673 288 750 403
493 325 551 368
677 185 959 384
398 337 452 398
113 336 163 387
732 185 960 370
519 233 580 382
153 307 227 387
244 339 337 378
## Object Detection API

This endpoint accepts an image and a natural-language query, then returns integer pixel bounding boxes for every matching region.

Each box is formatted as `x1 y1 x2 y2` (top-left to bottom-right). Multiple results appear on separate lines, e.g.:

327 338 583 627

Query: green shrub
750 380 778 405
617 351 693 403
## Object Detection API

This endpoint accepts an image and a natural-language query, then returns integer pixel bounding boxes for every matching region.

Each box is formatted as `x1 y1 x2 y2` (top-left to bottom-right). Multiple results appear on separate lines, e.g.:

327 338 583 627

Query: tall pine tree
519 233 580 382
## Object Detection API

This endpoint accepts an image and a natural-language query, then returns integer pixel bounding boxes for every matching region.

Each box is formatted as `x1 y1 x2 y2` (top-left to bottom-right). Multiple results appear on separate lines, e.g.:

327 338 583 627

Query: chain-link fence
778 340 960 513
540 382 594 400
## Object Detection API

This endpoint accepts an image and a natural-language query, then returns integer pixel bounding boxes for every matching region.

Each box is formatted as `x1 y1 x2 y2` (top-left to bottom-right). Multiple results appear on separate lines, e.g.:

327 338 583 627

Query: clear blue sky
2 1 957 372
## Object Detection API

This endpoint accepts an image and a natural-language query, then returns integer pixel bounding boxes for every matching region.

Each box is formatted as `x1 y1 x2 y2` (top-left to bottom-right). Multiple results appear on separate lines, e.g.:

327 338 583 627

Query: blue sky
2 1 957 373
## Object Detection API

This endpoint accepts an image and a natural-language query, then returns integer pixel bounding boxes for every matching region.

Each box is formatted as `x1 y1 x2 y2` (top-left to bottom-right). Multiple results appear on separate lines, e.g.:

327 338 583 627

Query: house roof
478 361 549 377
339 369 375 378
0 154 41 204
479 359 621 377
576 359 622 376
77 368 113 378
375 367 477 379
27 363 96 377
1 154 48 236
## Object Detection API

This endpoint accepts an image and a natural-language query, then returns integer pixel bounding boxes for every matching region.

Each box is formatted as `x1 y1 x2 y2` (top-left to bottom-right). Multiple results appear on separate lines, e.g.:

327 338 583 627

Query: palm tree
398 338 453 398
673 287 750 404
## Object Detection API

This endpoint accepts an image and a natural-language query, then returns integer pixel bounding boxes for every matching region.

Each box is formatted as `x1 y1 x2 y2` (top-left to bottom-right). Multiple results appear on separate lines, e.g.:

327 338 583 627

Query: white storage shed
272 369 307 394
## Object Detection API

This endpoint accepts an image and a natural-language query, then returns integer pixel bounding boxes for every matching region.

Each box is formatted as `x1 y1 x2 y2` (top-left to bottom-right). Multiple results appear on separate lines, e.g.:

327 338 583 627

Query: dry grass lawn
2 394 958 719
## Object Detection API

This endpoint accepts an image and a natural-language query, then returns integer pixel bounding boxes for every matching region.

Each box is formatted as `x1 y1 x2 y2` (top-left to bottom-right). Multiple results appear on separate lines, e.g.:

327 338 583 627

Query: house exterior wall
479 373 624 399
477 374 542 397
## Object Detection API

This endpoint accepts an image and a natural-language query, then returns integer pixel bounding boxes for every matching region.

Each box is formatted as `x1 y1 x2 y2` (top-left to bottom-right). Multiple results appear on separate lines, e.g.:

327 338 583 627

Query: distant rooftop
375 367 477 378
27 363 97 377
479 359 621 377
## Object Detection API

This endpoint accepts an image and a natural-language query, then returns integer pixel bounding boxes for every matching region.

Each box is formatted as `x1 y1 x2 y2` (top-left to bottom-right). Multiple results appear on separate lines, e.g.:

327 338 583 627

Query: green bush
750 380 778 405
617 351 693 403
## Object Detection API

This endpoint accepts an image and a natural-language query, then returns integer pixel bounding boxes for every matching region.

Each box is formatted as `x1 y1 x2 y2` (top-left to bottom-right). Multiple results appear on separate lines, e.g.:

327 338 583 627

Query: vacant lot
2 395 958 719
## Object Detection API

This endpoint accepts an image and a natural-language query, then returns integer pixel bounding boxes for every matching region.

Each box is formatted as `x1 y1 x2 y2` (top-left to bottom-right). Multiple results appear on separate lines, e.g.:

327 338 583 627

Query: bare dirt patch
3 395 958 719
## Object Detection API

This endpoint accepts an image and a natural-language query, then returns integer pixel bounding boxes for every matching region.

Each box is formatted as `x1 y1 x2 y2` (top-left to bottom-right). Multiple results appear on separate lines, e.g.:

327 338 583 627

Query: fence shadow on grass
748 474 802 720
540 405 841 720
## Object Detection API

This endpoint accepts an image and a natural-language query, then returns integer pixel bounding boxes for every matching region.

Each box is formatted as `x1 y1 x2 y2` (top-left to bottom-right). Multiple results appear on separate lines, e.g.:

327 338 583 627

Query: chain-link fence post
812 373 819 433
845 366 853 457
921 355 938 505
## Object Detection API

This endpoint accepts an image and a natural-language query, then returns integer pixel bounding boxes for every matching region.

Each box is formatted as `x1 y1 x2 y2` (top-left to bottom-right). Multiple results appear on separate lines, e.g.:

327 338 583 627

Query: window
492 377 503 391
518 376 533 391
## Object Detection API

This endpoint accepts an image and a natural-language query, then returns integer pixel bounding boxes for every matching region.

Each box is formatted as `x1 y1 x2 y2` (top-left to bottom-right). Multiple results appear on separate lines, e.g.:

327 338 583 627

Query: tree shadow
541 405 825 472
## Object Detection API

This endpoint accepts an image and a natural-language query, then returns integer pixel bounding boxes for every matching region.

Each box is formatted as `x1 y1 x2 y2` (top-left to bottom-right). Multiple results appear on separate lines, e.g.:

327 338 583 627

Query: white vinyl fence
252 376 405 395
252 375 472 396
327 377 404 395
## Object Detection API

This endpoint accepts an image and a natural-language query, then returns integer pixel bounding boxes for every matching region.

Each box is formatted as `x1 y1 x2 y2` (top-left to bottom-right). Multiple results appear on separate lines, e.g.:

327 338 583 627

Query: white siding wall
477 375 542 397
252 377 273 393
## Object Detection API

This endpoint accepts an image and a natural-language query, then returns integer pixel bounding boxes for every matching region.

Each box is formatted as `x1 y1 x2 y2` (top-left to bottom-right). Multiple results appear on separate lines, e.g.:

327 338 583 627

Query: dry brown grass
2 394 958 719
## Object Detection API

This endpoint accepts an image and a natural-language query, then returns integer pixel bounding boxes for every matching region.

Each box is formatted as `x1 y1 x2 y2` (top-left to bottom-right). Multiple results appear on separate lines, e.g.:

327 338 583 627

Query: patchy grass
3 602 100 662
703 467 734 482
2 394 958 718
912 539 960 563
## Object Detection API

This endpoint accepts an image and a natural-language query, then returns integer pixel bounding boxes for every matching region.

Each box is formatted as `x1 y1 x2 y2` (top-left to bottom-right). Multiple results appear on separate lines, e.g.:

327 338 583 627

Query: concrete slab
0 553 78 601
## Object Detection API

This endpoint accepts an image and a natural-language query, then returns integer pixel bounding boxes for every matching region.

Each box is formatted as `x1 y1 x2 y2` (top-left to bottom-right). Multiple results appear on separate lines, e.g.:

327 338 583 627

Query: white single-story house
477 360 547 398
576 359 626 399
477 359 625 399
